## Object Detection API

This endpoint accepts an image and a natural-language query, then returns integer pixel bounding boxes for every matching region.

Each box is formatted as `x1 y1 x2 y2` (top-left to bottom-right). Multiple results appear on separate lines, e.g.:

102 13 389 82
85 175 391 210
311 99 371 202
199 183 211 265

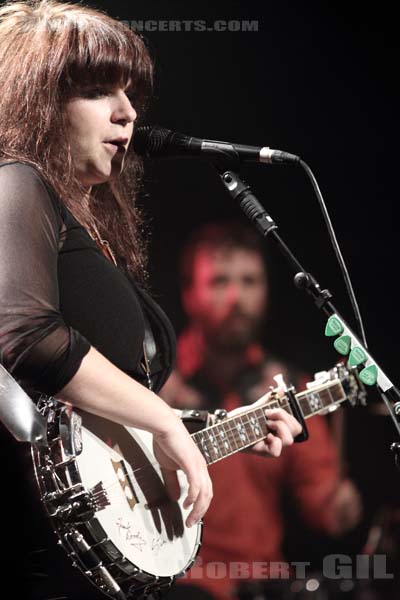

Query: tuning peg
273 373 286 391
213 409 228 422
307 371 330 389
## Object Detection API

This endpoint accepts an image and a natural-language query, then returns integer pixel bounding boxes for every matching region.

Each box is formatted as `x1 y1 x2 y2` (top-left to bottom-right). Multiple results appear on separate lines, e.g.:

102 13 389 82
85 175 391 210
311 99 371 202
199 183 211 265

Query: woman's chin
81 165 123 186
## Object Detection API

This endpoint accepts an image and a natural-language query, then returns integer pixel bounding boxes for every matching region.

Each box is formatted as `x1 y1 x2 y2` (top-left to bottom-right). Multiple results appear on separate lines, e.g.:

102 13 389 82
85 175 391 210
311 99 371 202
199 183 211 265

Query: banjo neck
191 377 348 466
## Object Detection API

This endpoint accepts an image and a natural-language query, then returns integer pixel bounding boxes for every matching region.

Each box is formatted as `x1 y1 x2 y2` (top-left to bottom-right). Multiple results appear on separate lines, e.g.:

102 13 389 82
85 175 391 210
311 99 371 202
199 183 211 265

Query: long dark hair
0 0 153 278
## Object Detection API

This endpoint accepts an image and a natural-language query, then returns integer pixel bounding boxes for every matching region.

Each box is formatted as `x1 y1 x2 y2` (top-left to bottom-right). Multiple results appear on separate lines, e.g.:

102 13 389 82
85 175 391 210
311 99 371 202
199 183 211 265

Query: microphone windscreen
133 126 172 156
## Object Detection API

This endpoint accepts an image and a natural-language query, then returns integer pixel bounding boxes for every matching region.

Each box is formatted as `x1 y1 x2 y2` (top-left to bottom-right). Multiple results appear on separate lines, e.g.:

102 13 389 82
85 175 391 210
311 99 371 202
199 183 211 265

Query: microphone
132 126 300 165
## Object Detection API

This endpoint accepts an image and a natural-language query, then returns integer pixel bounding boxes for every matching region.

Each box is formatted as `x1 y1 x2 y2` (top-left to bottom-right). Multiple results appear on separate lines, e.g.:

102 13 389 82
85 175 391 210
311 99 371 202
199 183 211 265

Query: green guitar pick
359 364 378 386
325 315 344 337
348 346 367 366
334 335 351 355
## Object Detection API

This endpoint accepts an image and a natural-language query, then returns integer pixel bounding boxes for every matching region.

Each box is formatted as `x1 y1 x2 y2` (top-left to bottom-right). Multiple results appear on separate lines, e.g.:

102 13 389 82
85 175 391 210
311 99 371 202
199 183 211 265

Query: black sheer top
0 161 176 396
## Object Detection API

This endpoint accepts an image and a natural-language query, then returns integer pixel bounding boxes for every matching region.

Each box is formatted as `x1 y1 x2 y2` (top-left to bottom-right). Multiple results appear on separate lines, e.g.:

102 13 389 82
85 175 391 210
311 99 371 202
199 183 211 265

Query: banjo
0 363 364 599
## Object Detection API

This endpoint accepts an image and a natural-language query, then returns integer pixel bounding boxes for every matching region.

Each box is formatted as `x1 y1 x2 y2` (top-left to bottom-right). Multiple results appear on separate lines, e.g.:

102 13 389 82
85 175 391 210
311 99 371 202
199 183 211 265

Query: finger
263 433 282 457
266 419 294 447
265 408 303 437
183 480 200 511
250 439 270 453
247 438 277 456
185 470 213 527
186 484 213 527
181 456 210 505
160 467 181 501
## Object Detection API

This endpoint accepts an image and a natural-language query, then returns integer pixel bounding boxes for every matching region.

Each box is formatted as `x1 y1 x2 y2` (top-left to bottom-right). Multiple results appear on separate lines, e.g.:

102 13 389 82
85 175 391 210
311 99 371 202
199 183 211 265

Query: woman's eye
78 86 136 103
82 87 109 99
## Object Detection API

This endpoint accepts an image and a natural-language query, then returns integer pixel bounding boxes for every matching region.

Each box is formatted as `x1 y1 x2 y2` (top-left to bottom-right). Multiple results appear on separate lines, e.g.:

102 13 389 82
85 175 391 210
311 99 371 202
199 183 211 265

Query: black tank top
0 160 176 395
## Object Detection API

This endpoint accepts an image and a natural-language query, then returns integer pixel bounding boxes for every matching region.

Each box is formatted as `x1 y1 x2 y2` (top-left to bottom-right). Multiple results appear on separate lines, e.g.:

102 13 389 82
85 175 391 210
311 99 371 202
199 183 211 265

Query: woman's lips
103 141 126 153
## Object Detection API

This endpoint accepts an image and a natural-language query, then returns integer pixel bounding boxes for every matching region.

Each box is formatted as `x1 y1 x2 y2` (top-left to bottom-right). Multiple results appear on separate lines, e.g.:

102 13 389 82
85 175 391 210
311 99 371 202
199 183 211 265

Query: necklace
89 223 118 267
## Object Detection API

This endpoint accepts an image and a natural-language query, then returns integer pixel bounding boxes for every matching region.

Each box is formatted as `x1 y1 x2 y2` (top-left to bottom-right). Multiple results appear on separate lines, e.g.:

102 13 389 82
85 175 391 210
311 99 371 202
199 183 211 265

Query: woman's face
65 85 136 188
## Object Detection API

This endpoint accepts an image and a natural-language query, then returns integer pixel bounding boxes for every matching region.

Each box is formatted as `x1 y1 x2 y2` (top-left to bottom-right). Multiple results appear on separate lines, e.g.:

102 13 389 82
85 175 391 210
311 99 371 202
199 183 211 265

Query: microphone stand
211 155 400 469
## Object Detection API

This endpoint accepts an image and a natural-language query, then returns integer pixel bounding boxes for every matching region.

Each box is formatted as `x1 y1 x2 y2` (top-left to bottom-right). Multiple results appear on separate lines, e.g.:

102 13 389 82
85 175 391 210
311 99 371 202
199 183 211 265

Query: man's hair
0 0 153 277
180 220 267 288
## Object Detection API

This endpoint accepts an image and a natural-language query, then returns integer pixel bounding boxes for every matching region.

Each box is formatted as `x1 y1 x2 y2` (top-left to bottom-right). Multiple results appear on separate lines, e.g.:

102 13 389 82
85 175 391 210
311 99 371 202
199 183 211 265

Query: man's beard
203 313 264 353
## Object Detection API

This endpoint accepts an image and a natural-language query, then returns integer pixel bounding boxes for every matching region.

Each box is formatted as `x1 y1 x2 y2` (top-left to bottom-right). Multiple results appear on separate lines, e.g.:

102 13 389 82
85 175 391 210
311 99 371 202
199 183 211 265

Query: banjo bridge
111 457 139 510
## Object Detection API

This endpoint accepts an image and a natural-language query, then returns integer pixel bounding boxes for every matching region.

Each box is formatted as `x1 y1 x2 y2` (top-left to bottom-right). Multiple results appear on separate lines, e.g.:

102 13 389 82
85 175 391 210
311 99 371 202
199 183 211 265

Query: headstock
306 362 367 411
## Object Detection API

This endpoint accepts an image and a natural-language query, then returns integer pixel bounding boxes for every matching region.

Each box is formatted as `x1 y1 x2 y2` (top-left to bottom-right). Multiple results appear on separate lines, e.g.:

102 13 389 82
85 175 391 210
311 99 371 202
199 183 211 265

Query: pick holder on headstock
210 152 400 469
324 313 400 468
324 314 388 388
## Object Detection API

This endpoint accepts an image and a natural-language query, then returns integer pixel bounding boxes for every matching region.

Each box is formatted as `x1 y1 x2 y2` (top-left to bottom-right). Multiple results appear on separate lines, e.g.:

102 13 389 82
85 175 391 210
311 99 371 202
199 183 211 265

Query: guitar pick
348 346 367 366
325 315 344 337
334 335 351 356
359 364 378 386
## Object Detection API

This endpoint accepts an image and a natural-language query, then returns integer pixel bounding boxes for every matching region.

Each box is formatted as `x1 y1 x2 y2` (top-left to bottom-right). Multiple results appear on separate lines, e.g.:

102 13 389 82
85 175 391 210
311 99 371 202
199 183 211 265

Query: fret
234 415 251 445
320 388 332 409
193 430 213 464
208 427 227 460
247 410 263 438
308 391 324 415
255 407 270 437
327 385 334 407
215 423 232 456
223 418 245 453
334 384 347 405
245 414 258 442
190 375 352 467
298 394 310 417
279 398 294 417
240 414 255 443
192 405 271 465
234 415 252 446
267 399 280 410
230 417 247 449
223 419 240 452
296 381 347 420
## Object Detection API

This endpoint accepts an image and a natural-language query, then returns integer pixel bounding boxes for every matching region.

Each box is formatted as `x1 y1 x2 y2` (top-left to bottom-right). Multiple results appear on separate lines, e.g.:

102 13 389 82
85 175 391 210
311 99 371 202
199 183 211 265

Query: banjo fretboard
192 379 347 465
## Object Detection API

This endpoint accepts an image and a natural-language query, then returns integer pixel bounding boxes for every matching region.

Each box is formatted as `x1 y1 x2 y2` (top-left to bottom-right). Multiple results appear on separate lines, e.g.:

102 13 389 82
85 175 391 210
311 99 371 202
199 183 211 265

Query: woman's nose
112 91 137 124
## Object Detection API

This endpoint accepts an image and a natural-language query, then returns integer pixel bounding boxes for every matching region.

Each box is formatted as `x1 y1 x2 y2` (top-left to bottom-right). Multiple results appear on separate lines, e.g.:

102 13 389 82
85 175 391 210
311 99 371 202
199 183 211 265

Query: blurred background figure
162 221 363 600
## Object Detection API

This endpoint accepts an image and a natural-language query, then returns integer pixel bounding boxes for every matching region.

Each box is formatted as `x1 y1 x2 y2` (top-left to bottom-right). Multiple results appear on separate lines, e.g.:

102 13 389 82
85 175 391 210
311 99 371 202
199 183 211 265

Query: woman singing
0 1 301 598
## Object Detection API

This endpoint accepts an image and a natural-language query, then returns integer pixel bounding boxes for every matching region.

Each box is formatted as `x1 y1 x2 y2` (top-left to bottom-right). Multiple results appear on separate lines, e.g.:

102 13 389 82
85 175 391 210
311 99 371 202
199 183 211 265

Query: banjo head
32 400 201 598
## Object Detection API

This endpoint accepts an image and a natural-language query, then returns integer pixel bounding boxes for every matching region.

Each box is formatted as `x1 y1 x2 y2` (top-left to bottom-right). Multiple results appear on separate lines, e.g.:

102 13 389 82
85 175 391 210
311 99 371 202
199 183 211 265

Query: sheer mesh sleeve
0 162 91 395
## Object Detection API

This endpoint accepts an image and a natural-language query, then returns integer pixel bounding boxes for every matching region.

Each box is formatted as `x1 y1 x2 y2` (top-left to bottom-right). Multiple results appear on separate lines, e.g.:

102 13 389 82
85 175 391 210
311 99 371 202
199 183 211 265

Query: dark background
100 0 400 563
94 0 399 379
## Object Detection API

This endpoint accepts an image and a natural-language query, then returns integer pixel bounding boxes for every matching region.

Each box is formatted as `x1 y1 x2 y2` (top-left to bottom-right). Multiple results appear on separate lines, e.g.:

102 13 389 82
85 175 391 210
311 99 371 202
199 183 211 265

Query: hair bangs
0 0 153 278
60 17 153 114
